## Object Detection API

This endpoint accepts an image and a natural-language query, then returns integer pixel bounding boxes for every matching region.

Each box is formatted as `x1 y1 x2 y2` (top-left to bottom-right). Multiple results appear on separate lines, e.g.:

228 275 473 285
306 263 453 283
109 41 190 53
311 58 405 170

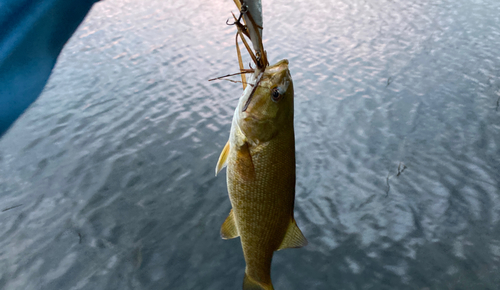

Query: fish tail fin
243 273 274 290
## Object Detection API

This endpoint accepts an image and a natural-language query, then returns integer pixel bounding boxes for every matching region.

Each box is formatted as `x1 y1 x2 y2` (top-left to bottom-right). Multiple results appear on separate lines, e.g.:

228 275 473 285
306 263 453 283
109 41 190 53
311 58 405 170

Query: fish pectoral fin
243 272 274 290
277 219 308 250
220 209 239 239
235 142 256 181
215 141 230 176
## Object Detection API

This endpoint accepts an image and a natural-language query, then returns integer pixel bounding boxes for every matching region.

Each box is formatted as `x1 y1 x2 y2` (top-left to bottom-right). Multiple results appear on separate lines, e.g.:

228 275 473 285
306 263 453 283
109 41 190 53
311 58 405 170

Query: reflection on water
1 0 500 289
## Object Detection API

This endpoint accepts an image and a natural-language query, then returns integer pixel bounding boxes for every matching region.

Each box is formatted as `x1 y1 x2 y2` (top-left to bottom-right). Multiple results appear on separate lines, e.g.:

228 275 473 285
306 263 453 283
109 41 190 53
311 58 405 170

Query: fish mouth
242 71 264 112
266 59 289 74
241 59 289 112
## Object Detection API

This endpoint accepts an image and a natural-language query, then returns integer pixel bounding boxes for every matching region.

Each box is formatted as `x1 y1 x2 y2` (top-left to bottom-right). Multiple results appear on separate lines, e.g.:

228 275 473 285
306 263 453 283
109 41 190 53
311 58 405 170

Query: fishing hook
226 5 247 26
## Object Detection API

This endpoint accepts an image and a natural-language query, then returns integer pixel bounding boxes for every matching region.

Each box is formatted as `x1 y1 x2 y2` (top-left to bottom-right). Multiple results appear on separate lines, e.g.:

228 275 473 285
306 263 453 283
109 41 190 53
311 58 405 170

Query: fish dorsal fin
277 219 308 250
215 141 230 176
220 209 239 239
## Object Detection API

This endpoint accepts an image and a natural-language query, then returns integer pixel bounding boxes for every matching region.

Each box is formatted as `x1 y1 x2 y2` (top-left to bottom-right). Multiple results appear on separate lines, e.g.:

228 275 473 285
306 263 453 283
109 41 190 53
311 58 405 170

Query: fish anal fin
220 209 239 240
277 219 308 250
243 272 274 290
215 141 230 176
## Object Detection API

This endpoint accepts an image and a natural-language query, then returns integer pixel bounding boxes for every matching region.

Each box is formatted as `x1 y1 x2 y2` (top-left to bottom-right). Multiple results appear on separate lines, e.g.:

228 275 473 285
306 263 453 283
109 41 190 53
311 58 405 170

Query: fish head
237 59 294 143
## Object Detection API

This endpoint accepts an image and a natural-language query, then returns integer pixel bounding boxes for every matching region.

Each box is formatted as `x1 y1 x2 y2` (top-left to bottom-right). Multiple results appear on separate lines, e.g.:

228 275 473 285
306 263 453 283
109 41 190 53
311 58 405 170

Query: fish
215 59 307 290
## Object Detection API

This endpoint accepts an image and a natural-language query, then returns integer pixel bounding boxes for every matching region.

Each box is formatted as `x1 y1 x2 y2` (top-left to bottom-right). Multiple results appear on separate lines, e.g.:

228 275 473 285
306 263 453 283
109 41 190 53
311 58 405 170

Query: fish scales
216 60 307 290
230 134 295 280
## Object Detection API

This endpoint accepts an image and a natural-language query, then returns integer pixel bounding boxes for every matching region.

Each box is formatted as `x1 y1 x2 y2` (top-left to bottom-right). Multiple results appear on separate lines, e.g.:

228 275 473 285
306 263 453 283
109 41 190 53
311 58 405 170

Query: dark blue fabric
0 0 98 136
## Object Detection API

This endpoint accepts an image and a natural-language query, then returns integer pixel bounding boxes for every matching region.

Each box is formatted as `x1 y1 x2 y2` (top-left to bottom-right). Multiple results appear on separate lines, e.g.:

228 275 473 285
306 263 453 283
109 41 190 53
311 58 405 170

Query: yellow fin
220 209 239 239
277 219 308 250
243 273 274 290
215 141 230 176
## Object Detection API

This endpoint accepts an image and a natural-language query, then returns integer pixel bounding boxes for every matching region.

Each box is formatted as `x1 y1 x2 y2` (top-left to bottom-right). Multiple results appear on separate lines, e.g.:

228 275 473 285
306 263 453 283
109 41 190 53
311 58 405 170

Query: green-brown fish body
216 60 307 290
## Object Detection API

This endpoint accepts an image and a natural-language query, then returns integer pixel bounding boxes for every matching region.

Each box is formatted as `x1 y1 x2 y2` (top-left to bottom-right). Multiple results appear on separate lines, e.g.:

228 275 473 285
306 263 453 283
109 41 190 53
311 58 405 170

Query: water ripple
1 0 500 289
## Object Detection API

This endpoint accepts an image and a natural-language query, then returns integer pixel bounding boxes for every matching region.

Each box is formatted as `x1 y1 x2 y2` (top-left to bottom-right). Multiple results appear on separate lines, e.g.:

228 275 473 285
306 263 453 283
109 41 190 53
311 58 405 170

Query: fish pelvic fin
277 219 308 250
243 273 274 290
220 209 239 239
215 141 230 176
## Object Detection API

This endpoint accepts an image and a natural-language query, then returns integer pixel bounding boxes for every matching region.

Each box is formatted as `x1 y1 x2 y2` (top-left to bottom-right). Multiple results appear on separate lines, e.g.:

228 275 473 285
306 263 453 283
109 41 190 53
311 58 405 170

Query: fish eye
271 87 282 102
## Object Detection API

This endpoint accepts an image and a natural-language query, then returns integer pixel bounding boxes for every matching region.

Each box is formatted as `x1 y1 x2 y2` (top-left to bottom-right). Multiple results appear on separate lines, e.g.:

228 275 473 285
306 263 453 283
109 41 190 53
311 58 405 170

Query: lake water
1 0 500 289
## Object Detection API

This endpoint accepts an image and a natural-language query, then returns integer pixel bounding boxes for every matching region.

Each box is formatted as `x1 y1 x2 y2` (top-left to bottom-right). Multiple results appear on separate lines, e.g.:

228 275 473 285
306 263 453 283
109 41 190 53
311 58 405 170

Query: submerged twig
385 162 408 196
134 245 143 269
386 77 393 87
386 174 391 196
396 162 407 177
2 204 23 212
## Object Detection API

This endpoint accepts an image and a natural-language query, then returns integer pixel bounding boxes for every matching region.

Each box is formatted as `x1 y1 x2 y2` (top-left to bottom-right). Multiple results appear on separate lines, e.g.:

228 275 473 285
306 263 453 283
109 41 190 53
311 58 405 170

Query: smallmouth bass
216 59 307 290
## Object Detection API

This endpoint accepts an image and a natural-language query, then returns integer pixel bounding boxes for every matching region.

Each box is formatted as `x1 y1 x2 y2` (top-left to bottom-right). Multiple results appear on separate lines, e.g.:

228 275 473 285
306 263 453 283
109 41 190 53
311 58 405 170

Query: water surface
1 0 500 289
